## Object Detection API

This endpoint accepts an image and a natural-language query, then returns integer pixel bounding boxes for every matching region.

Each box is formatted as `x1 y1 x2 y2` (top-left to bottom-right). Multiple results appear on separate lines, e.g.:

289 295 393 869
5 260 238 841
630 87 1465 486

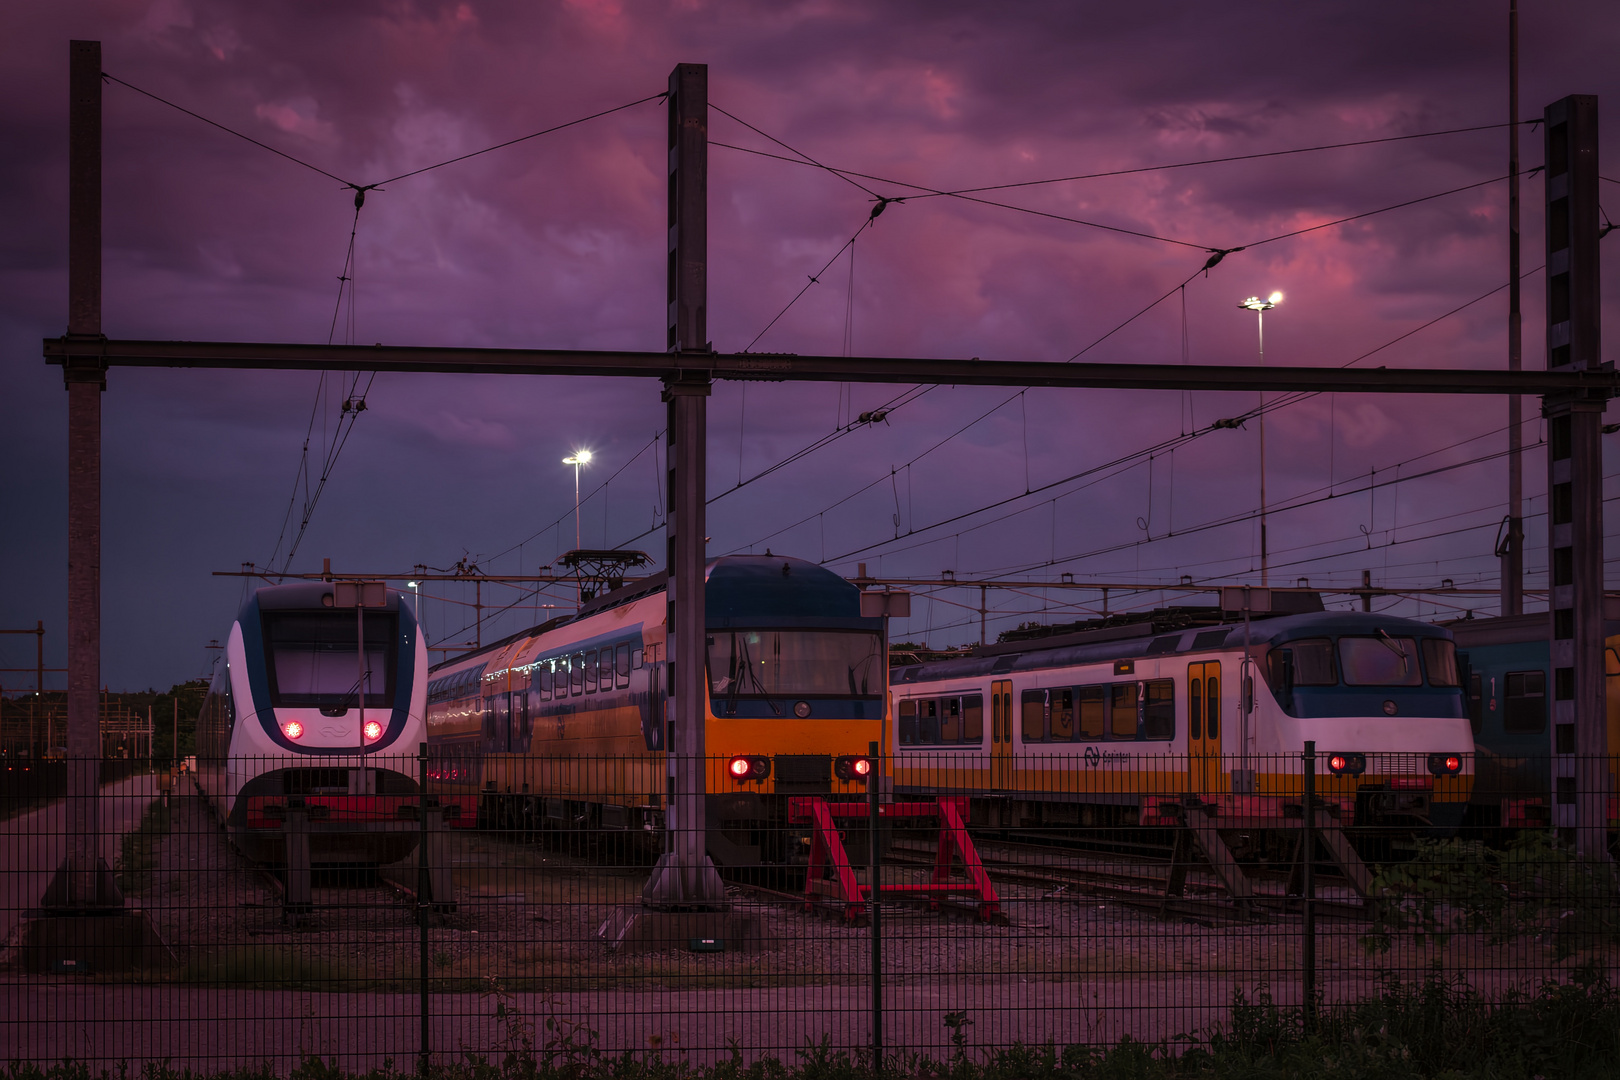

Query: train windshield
264 611 397 708
708 630 884 699
1339 635 1422 686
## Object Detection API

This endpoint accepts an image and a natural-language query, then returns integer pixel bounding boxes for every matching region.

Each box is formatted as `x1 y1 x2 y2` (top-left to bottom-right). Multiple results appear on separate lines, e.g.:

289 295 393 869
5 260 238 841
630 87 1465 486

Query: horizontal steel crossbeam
44 336 1620 395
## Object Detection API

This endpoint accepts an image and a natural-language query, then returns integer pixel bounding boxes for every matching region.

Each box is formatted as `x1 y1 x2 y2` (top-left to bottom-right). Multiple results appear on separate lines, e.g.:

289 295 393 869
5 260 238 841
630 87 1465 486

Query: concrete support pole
63 39 110 907
1541 95 1610 859
644 63 725 908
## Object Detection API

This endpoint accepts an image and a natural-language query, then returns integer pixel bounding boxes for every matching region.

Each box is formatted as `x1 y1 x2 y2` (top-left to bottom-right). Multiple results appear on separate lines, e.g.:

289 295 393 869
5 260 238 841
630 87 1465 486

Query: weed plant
6 963 1618 1079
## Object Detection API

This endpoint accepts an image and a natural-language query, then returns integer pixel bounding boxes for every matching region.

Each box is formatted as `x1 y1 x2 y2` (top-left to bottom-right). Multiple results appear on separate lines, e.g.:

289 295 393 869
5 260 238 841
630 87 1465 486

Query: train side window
1143 679 1174 739
616 644 631 687
1285 638 1338 685
941 697 962 742
571 653 585 695
1466 673 1482 734
898 699 918 745
512 691 529 742
1021 689 1046 743
1077 686 1106 739
1421 639 1461 687
920 698 941 743
1109 683 1138 739
1504 670 1546 733
586 650 599 693
1050 688 1074 741
1206 676 1219 739
541 663 554 701
962 695 984 742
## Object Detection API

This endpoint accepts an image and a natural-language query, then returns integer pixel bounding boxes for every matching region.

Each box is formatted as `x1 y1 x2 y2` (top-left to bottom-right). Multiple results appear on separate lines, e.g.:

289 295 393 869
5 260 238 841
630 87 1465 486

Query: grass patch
8 963 1620 1078
116 797 172 894
179 945 378 991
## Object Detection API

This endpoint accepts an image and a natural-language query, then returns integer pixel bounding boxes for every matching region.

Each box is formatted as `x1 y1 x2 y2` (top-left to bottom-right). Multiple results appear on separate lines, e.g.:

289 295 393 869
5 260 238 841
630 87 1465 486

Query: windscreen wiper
1375 629 1410 674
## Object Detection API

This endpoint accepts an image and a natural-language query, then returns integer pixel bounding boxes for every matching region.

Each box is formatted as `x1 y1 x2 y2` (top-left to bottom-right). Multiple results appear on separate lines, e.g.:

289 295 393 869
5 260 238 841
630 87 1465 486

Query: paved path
0 773 161 943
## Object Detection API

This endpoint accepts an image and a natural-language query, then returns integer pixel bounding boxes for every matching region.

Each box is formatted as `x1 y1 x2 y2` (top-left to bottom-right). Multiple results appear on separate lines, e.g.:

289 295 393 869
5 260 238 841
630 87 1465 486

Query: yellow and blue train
424 554 886 866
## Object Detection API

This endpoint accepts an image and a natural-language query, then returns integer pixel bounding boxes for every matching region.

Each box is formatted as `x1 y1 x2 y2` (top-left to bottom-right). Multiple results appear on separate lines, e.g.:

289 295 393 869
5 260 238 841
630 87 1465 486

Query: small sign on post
333 581 388 608
859 590 912 619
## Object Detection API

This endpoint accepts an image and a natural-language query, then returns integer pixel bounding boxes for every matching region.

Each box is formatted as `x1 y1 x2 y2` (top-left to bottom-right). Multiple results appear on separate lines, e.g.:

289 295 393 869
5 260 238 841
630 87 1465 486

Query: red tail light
363 720 383 741
1326 752 1365 777
834 755 873 783
1427 753 1464 776
727 756 770 782
282 721 304 740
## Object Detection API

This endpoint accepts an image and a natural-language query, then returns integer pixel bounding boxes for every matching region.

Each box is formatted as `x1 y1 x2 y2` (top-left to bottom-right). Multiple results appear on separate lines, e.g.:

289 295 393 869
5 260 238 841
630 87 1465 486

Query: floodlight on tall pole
1238 293 1282 586
563 449 592 551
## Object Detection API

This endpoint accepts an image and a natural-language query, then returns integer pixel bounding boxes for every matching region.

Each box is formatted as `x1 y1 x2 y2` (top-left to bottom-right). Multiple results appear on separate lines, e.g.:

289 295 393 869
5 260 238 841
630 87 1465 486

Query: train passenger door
1186 662 1225 796
990 679 1014 790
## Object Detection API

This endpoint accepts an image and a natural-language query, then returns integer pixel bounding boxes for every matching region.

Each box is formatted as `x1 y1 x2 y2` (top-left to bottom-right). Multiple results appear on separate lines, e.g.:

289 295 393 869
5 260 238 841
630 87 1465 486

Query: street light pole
562 449 592 551
1239 293 1282 586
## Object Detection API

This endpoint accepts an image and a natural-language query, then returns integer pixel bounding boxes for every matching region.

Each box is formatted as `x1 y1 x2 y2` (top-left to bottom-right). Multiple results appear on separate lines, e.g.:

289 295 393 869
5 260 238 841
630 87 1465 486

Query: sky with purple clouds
4 0 1620 692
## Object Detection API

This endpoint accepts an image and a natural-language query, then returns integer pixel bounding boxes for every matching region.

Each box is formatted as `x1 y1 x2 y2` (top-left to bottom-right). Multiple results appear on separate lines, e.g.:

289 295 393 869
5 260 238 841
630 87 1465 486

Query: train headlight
727 756 770 782
1427 753 1463 776
1326 752 1365 777
282 721 304 740
834 755 873 784
363 720 383 741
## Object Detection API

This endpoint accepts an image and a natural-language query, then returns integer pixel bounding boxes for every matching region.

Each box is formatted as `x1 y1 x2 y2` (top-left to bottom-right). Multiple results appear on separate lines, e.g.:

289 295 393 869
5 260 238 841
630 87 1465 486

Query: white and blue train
195 582 428 864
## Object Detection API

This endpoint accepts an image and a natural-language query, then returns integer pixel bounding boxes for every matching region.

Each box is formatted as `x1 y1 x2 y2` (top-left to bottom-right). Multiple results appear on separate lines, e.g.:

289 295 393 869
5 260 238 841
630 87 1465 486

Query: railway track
886 835 1371 924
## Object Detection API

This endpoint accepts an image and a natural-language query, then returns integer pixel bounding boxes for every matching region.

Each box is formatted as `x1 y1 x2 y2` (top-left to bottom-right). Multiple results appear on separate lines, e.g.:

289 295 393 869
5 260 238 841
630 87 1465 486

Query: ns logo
1084 745 1101 768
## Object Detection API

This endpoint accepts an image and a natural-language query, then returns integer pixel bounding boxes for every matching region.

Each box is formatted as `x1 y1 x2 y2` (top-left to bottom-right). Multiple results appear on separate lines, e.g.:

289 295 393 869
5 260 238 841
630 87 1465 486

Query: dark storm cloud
2 0 1617 685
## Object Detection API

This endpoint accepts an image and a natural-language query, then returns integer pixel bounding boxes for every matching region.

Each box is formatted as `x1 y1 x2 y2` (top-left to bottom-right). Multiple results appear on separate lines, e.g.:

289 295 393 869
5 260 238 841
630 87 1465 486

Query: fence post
1301 740 1317 1030
868 740 882 1062
418 743 430 1072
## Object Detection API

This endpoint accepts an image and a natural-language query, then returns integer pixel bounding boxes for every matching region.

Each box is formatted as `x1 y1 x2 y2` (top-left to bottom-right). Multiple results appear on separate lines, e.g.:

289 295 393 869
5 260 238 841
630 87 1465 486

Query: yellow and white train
889 606 1475 832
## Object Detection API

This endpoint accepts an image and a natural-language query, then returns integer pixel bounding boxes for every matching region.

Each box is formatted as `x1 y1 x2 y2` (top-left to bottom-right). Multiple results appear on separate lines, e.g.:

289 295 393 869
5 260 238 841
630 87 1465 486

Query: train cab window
1275 638 1337 686
616 644 632 687
1077 686 1106 739
1340 636 1421 686
1021 690 1046 742
571 653 585 695
962 695 984 741
1143 680 1174 739
262 610 397 708
1504 670 1546 733
898 699 919 744
1421 639 1461 687
1050 689 1074 741
1109 684 1138 739
1466 673 1483 734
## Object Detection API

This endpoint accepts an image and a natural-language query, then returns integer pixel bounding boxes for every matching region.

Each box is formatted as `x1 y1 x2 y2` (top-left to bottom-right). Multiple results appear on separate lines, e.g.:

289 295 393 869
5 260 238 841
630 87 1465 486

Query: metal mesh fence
1 751 1616 1070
